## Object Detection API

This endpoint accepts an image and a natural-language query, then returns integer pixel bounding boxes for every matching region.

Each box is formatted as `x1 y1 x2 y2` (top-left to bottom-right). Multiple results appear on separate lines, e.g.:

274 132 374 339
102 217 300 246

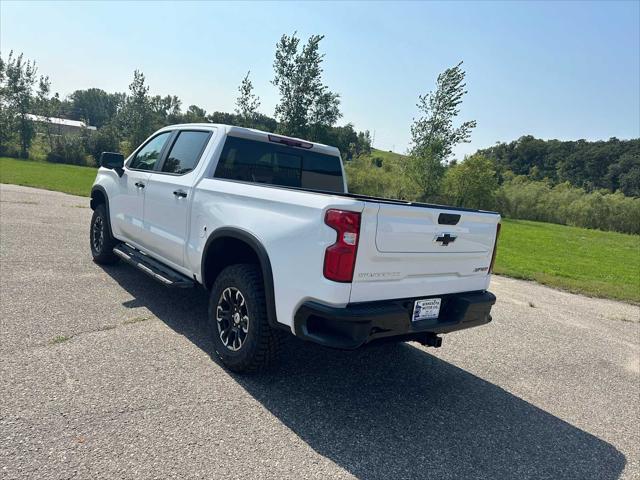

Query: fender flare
201 227 281 330
90 185 114 236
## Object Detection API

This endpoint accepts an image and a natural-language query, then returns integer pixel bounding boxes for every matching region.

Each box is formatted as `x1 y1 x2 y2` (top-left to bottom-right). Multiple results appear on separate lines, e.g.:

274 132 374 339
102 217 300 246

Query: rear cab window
214 136 344 193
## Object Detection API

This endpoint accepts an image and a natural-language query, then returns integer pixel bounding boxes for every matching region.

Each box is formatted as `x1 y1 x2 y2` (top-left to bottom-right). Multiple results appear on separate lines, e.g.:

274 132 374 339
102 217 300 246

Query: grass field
494 219 639 303
0 157 97 197
2 156 639 303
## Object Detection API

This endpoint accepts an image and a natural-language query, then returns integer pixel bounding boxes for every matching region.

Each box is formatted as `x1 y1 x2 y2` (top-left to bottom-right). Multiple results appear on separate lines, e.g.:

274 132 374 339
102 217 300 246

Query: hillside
365 148 409 163
477 136 639 196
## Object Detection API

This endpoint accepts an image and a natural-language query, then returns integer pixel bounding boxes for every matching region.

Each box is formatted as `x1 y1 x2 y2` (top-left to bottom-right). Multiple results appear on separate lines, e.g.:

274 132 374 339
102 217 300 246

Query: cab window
161 131 211 174
129 132 172 171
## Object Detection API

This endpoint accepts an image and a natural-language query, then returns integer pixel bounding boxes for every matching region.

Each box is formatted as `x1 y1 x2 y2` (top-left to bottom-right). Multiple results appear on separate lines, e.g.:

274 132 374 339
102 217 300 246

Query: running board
113 243 196 288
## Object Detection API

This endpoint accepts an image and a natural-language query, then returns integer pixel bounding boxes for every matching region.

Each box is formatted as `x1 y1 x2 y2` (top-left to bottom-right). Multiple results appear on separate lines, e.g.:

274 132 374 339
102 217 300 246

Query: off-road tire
209 264 281 373
90 204 119 265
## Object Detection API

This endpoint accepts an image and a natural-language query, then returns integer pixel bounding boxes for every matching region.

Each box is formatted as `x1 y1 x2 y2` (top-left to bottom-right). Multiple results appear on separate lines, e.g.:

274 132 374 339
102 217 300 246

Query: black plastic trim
438 212 461 225
201 227 281 330
90 185 115 237
294 291 496 349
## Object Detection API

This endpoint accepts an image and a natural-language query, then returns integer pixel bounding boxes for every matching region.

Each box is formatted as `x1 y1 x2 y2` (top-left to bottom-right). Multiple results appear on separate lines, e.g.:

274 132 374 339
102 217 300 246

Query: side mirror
100 152 124 169
100 152 125 176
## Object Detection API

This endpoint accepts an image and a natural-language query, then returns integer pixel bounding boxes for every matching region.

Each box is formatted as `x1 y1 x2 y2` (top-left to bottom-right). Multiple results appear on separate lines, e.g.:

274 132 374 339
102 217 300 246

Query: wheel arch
90 185 108 211
201 228 281 330
90 185 114 236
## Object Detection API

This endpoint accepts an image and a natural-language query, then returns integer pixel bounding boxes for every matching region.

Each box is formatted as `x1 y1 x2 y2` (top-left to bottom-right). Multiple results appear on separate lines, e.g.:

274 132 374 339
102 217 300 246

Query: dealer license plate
412 298 441 322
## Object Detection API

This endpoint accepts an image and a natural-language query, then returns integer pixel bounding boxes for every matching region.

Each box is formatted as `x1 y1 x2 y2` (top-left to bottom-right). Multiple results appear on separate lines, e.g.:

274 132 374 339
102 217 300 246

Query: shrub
496 176 640 234
46 134 92 166
0 142 21 158
441 155 498 210
86 124 120 163
344 154 420 200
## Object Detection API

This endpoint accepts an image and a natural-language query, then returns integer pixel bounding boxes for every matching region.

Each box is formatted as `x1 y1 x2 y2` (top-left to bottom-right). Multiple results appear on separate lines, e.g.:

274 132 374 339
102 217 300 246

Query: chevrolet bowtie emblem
434 233 457 246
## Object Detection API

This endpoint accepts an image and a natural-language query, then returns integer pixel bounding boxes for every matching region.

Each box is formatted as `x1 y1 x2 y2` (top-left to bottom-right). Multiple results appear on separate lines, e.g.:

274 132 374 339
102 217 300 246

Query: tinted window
129 132 171 171
162 131 210 174
214 136 344 192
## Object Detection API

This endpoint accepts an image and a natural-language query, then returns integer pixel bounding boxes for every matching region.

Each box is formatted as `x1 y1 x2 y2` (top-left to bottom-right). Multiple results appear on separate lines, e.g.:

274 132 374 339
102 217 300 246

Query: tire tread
209 264 281 373
90 204 119 265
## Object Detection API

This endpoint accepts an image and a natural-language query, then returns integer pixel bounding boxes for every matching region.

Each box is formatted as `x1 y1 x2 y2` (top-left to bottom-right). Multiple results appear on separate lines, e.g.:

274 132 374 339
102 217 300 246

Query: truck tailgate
350 203 500 303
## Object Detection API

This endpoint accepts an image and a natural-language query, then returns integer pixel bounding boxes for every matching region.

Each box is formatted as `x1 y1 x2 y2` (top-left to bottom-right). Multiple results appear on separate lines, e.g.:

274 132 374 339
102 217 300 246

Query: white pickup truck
90 124 500 372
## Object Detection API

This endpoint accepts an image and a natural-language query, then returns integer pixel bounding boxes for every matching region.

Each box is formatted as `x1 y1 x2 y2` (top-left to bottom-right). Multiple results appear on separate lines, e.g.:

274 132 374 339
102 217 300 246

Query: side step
113 243 196 288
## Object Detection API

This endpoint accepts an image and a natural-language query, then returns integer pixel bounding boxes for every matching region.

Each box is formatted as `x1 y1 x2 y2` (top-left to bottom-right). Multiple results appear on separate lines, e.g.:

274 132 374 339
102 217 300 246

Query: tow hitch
420 333 443 348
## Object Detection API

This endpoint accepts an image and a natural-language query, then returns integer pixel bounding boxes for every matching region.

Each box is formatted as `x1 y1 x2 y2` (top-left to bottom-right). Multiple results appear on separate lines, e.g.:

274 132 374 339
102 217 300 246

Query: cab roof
158 123 341 157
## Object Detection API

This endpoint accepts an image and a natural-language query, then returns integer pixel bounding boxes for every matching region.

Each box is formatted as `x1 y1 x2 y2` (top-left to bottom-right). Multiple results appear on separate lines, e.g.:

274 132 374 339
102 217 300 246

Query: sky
1 1 639 158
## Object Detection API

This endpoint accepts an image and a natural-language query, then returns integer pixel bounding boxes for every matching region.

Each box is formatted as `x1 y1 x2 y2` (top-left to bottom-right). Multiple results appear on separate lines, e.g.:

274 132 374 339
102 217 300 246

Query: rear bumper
293 291 496 349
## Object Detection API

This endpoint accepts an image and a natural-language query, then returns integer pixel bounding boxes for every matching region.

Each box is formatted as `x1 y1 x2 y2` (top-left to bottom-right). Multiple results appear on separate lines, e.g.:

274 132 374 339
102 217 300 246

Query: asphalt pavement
1 184 638 479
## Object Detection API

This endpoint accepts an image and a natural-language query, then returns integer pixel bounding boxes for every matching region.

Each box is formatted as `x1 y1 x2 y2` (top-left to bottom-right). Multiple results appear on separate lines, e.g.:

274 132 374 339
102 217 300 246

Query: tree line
478 136 640 197
0 33 372 165
1 38 638 234
347 150 639 235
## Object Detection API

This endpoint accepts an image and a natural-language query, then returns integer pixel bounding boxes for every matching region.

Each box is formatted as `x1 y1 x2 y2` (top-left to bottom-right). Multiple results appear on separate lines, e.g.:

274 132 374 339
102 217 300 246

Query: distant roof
26 114 97 130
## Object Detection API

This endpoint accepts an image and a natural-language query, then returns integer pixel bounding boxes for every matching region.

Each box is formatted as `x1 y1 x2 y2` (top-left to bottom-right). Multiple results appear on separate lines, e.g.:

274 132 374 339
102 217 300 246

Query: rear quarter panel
188 180 364 331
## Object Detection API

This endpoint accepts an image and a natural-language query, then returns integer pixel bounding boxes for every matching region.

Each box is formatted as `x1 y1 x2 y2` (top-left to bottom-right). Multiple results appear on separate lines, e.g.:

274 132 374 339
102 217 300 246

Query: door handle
173 190 187 198
134 182 145 189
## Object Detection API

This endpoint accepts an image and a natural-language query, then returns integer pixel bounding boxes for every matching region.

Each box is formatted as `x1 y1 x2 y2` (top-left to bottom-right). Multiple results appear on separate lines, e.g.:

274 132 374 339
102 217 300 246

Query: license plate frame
412 298 441 322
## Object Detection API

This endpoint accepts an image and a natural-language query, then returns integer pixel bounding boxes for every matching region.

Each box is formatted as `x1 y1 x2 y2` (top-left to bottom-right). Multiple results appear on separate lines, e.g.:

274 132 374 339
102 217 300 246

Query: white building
26 114 97 134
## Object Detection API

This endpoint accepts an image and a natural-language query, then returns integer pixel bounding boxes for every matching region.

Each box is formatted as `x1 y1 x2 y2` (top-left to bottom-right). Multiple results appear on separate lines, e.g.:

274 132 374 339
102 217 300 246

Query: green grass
0 157 96 197
495 219 640 303
368 148 409 163
1 156 638 303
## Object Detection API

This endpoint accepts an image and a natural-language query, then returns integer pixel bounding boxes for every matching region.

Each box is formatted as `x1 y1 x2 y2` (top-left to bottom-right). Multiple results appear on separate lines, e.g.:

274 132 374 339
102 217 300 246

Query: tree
34 75 62 151
181 105 208 123
442 154 498 209
208 110 278 132
308 90 341 141
235 71 261 127
120 70 153 148
406 62 476 201
409 61 476 161
272 33 341 139
0 54 14 154
68 88 123 128
150 94 182 128
2 51 38 157
356 130 373 156
405 152 447 201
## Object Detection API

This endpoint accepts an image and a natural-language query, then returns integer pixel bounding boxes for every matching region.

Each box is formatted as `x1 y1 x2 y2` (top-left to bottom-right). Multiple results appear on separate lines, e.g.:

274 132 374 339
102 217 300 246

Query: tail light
489 223 501 273
323 209 361 282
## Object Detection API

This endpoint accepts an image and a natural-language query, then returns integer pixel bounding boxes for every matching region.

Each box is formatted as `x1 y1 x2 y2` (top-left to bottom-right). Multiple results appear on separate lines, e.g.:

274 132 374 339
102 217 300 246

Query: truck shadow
104 264 626 480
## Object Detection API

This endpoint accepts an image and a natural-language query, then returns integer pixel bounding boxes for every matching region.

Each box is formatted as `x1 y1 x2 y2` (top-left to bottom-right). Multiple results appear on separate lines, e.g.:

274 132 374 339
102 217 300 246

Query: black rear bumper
293 291 496 349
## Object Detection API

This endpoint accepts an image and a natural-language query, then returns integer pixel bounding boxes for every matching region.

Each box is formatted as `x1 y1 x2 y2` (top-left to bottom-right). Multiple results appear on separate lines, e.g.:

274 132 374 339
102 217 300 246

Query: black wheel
209 264 281 373
90 204 119 265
